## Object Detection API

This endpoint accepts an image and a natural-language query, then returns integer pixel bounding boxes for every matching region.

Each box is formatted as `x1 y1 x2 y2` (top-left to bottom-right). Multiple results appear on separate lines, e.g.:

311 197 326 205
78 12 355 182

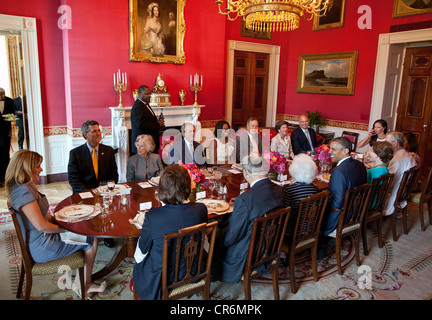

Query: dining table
54 164 329 280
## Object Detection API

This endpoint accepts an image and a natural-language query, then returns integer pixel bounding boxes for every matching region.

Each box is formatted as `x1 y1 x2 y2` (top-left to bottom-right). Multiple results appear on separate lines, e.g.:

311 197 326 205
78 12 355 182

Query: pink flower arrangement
314 144 331 163
263 151 287 174
179 162 206 189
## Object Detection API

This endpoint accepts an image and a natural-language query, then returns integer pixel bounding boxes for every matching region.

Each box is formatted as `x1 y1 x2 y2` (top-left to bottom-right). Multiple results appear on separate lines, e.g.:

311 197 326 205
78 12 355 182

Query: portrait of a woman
142 2 165 56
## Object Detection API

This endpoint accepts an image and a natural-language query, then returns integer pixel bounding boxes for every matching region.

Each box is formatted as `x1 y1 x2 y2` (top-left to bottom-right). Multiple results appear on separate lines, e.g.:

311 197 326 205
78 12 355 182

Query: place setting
93 180 129 195
55 203 102 223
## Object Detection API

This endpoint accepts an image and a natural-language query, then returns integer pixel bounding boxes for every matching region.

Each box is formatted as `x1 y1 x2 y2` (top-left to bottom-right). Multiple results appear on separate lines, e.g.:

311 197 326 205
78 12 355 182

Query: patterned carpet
1 203 432 300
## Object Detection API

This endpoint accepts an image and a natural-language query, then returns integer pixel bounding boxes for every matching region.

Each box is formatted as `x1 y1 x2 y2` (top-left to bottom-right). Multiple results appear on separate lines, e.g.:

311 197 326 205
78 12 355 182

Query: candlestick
190 74 203 106
113 69 128 108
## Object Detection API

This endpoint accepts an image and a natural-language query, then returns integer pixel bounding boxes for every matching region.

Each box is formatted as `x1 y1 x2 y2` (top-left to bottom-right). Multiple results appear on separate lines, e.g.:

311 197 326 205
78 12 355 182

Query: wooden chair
362 173 394 255
7 199 86 300
286 191 329 293
390 166 420 240
243 207 291 300
334 183 372 275
161 221 218 300
341 131 359 151
409 166 432 231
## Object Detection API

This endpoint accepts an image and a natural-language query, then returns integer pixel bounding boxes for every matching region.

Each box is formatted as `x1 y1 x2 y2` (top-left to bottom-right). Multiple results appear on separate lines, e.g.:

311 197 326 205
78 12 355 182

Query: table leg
92 237 137 281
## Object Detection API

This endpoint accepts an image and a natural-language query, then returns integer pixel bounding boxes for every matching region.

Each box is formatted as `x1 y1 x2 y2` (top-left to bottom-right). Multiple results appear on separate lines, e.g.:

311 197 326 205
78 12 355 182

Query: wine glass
99 181 107 193
154 189 160 206
107 180 115 192
208 180 215 199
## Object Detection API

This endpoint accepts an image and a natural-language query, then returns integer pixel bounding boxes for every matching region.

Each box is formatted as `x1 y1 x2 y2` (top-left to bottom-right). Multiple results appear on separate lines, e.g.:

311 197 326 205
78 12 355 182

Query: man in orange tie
68 120 118 247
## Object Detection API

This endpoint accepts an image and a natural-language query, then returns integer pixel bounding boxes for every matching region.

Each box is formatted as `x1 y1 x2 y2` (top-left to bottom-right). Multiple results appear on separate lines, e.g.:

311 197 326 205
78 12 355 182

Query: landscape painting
297 51 358 95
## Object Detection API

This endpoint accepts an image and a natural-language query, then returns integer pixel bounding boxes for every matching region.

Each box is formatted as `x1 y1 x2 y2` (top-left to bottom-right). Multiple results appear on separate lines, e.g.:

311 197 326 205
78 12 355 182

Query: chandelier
215 0 334 32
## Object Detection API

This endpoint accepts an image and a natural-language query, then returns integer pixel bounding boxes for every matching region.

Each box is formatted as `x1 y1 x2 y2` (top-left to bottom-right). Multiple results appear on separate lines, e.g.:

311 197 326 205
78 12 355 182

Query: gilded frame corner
129 0 186 64
297 51 358 96
393 0 432 18
312 0 346 31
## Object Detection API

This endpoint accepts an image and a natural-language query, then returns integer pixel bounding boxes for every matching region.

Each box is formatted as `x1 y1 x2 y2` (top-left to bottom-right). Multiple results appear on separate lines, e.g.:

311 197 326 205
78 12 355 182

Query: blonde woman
5 150 105 296
127 134 163 181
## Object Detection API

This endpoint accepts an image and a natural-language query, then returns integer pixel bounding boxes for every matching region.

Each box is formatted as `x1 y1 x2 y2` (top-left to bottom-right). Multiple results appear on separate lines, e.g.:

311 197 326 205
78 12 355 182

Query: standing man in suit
212 153 285 283
384 131 416 216
131 85 164 155
235 117 263 163
291 114 318 155
318 137 367 259
13 96 24 150
169 122 206 166
0 88 15 186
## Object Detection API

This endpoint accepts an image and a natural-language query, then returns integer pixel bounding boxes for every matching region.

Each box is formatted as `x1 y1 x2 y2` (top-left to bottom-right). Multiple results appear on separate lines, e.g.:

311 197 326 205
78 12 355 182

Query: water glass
103 194 113 208
99 181 107 192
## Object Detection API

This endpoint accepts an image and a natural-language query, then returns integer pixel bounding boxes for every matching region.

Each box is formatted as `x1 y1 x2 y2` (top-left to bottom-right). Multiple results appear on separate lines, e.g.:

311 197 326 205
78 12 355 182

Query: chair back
245 207 291 272
292 191 329 246
367 173 395 214
395 166 420 206
161 221 218 300
341 131 359 151
420 166 432 203
337 183 372 236
7 199 35 271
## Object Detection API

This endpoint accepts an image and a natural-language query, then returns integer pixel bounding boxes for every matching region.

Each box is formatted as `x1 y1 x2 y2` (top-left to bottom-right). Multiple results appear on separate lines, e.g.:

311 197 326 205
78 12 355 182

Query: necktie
92 148 98 179
305 129 313 151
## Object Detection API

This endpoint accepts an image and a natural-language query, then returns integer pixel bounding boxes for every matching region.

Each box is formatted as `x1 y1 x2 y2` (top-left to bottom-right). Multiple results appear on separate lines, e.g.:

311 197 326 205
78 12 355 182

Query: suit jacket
0 96 15 148
322 157 367 236
132 202 208 300
291 126 318 155
126 153 163 181
213 178 285 283
385 149 416 216
68 143 119 194
130 99 160 154
169 138 206 166
235 131 263 163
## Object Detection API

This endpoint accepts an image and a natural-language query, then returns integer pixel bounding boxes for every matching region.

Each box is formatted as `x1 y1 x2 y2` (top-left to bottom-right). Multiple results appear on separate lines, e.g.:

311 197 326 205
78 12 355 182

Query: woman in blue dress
366 141 394 183
5 150 106 296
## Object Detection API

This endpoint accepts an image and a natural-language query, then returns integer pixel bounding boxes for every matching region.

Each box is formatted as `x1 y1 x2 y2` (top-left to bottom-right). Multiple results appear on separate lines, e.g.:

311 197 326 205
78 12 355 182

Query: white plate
198 199 230 213
96 184 127 195
58 204 95 220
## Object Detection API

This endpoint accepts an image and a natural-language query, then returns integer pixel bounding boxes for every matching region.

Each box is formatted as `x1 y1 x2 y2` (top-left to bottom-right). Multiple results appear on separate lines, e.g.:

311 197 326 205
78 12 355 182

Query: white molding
370 28 432 132
226 40 280 128
0 14 45 174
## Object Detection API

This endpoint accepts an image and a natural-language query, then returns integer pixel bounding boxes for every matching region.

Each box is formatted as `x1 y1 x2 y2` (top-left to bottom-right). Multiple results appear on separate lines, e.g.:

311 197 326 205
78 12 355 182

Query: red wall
1 0 432 129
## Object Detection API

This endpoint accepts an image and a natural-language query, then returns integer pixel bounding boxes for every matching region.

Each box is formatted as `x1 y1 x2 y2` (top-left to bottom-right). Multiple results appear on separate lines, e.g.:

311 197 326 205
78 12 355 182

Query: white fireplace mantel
110 104 205 182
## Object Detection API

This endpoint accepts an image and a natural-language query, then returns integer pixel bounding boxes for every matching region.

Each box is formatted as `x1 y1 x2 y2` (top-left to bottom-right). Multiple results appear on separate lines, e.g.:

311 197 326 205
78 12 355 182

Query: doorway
225 40 281 130
231 51 269 130
0 33 29 154
395 46 432 177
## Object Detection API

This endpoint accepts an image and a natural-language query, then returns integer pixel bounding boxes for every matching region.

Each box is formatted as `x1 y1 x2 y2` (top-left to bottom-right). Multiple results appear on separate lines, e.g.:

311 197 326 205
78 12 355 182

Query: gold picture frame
240 19 271 40
313 0 346 31
393 0 432 18
297 51 358 95
129 0 186 64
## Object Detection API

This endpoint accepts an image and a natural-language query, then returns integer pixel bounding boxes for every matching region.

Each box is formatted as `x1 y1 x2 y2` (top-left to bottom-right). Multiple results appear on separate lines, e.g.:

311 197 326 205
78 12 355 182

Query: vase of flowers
314 144 331 173
263 151 287 181
179 162 206 191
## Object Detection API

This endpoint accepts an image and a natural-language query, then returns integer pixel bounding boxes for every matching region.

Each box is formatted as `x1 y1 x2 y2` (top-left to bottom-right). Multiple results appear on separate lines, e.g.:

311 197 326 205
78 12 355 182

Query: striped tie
92 148 98 179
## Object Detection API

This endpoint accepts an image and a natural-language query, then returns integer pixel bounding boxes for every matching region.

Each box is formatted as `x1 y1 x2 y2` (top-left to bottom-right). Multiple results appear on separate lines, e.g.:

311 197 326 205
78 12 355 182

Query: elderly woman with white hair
127 134 163 181
283 153 319 238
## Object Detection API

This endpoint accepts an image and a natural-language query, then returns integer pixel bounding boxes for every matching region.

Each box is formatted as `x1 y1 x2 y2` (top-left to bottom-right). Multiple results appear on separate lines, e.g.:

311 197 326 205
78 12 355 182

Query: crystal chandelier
215 0 334 32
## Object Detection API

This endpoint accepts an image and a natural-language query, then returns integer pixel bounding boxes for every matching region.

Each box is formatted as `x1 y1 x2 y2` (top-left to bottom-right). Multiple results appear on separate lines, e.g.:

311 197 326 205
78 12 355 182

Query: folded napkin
129 212 146 229
60 231 89 246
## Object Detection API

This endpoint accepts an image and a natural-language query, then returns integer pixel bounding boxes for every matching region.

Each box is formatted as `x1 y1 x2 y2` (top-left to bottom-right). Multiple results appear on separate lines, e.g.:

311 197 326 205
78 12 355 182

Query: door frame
0 14 45 174
225 40 280 128
370 28 432 132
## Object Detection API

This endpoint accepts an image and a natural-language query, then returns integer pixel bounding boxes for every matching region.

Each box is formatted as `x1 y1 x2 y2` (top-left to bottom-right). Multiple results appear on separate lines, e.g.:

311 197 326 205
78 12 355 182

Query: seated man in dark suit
318 136 367 259
212 153 285 283
68 120 119 247
291 114 318 155
235 117 263 163
169 122 206 166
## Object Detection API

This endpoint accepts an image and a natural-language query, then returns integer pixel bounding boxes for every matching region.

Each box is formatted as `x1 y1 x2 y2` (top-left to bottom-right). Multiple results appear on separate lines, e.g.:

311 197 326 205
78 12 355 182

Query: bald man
291 114 318 155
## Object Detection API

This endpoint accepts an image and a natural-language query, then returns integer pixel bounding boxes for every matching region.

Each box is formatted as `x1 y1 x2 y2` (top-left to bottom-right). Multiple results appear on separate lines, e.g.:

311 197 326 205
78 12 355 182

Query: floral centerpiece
314 144 331 173
179 162 206 190
263 151 287 180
